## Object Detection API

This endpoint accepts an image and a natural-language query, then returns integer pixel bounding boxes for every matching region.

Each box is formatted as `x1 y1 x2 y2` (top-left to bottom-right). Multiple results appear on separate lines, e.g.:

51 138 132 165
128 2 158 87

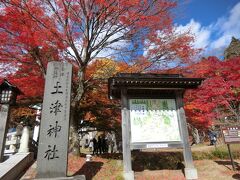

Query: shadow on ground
215 160 240 170
232 173 240 179
215 160 240 180
86 151 185 172
132 151 184 172
79 151 186 173
232 174 240 179
73 161 103 180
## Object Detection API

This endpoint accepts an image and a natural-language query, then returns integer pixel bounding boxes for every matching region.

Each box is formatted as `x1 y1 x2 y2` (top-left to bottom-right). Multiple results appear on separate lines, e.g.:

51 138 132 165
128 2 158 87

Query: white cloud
222 2 240 34
210 2 240 50
176 2 240 58
210 35 232 50
176 19 211 49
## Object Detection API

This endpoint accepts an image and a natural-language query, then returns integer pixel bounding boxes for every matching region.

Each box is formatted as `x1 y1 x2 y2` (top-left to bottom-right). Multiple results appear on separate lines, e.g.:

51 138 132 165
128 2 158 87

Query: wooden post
0 104 10 162
121 88 134 180
227 144 236 171
176 91 198 180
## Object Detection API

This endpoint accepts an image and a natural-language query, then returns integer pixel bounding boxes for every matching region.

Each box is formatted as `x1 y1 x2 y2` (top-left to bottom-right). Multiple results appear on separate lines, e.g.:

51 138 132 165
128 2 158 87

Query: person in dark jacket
208 129 217 146
92 137 98 155
102 136 107 153
97 136 102 154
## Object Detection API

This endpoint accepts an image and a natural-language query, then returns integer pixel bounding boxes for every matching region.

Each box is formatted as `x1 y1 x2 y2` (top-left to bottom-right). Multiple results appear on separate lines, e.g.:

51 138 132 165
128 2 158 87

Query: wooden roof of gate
108 73 204 99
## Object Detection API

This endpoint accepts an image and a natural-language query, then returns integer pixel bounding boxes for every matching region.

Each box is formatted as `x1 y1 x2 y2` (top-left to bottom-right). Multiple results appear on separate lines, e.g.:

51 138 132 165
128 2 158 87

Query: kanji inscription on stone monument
37 62 72 178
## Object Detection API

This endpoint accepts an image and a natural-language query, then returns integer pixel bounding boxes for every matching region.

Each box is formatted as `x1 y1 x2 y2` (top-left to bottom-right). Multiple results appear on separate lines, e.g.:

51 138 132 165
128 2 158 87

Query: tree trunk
68 70 85 155
194 128 200 144
68 106 81 155
30 47 46 78
236 103 240 122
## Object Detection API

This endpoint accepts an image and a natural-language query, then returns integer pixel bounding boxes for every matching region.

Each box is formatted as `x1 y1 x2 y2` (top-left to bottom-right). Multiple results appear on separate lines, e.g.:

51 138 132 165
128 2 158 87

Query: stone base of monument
35 175 86 180
123 170 134 180
184 167 198 180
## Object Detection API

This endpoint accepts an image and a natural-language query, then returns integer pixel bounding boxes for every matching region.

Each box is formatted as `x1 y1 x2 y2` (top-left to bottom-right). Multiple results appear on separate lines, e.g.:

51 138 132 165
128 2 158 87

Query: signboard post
37 62 72 178
108 73 203 180
221 126 240 171
176 91 197 178
227 144 236 171
121 89 134 180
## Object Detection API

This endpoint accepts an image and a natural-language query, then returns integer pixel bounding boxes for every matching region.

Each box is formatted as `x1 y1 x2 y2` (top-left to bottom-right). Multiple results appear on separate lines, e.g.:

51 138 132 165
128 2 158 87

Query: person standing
97 136 102 154
89 139 93 152
208 129 217 146
102 136 107 153
92 137 98 155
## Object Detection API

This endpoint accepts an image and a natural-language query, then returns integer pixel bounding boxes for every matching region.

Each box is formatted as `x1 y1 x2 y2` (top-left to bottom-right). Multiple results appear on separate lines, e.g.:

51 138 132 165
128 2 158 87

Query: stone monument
36 62 72 178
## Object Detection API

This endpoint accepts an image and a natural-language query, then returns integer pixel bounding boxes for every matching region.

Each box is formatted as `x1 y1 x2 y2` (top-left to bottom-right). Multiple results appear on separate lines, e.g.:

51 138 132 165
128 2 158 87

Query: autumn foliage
0 0 200 132
0 62 45 101
0 0 198 103
80 59 125 130
183 57 240 128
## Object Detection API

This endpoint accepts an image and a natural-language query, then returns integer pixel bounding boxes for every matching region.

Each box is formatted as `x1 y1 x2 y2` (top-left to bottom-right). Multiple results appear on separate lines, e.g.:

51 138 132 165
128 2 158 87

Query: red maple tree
184 57 240 129
0 0 199 152
0 0 198 104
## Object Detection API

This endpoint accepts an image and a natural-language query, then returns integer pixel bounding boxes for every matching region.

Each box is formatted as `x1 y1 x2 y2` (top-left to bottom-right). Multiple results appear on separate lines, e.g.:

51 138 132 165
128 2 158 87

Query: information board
129 99 181 143
222 126 240 144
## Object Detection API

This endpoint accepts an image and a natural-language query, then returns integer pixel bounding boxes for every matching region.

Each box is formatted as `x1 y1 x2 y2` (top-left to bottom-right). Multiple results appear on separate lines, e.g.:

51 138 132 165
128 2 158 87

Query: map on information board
129 99 181 143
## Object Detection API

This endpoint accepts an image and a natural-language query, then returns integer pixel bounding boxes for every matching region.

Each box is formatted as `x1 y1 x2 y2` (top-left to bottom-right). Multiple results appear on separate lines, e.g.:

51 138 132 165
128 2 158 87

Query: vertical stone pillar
176 91 198 180
121 88 134 180
0 104 10 162
36 62 72 178
18 126 30 153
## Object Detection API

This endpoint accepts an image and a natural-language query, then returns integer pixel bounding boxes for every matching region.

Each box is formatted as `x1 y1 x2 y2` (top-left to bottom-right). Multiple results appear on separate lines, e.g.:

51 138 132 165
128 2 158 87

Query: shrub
212 149 229 159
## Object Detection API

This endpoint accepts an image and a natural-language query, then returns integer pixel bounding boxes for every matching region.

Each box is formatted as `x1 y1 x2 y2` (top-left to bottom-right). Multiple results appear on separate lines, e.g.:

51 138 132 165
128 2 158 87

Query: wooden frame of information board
108 73 203 180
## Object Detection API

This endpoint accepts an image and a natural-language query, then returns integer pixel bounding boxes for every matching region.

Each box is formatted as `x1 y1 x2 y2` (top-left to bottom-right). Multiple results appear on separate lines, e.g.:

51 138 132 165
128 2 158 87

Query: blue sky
175 0 240 58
